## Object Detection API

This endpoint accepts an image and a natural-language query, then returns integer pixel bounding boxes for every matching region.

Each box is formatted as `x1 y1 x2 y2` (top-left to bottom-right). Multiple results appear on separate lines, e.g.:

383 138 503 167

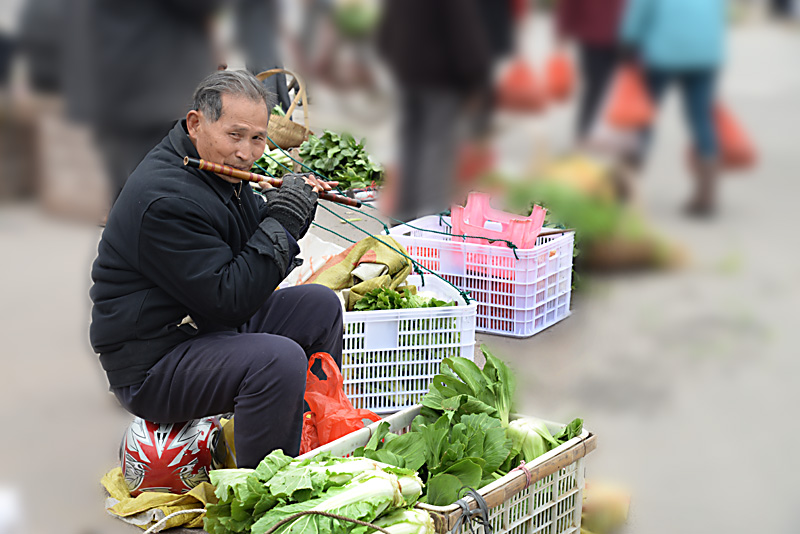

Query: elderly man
89 70 343 468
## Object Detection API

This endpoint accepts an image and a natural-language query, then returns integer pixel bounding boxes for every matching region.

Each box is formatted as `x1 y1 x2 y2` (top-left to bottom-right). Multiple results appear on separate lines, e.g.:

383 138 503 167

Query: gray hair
192 70 276 121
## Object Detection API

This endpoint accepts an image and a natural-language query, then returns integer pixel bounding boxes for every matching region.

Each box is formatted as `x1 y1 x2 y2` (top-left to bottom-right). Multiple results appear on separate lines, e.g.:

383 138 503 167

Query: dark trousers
641 68 718 159
113 284 343 468
395 88 466 222
576 44 621 139
95 123 173 205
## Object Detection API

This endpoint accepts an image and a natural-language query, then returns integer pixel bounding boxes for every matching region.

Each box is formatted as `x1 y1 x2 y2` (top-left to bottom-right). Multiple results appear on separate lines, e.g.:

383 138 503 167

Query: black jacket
90 120 302 388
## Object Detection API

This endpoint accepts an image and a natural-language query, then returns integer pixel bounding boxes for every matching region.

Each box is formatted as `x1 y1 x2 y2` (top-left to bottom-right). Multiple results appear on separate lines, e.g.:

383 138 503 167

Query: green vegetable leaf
480 345 515 426
383 432 427 472
254 450 293 483
208 469 256 502
552 418 584 444
424 473 463 506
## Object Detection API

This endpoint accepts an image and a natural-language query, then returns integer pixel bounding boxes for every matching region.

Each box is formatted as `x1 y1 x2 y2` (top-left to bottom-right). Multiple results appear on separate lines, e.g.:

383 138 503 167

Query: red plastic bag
605 65 654 129
497 58 547 113
299 352 380 454
715 104 756 170
299 411 320 455
545 51 575 102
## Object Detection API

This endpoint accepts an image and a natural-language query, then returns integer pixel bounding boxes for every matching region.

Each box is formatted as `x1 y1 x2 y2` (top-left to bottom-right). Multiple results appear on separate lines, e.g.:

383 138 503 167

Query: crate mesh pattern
389 217 573 337
341 276 476 414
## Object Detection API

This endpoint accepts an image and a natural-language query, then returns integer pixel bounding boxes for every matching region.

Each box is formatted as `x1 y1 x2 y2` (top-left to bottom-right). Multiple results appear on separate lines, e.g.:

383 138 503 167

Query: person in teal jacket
620 0 726 215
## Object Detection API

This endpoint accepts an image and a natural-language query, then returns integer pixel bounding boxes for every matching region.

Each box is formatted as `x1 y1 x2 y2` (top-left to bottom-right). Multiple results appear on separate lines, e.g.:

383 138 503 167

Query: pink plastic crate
388 216 573 338
451 192 546 249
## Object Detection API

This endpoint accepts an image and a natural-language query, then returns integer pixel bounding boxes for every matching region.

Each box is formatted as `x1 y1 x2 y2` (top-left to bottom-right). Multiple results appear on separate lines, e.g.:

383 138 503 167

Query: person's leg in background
234 0 292 111
679 69 719 215
393 88 424 223
576 44 621 142
413 89 466 219
635 68 673 162
95 123 173 206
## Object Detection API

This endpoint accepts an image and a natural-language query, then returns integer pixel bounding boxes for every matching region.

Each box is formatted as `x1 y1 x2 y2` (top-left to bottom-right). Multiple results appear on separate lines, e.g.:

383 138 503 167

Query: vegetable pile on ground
353 346 584 506
297 130 383 191
353 287 455 311
204 451 428 534
485 157 686 271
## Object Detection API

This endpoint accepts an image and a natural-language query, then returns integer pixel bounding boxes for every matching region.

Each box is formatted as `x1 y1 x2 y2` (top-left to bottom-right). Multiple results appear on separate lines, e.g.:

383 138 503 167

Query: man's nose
234 145 249 161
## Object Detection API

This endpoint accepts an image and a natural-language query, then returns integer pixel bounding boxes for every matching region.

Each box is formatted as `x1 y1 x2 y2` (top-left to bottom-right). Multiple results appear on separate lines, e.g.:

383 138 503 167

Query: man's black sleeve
138 197 294 327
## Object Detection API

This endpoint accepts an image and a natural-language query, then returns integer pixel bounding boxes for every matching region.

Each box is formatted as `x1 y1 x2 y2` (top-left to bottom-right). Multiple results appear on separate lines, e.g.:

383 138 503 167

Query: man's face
186 93 269 184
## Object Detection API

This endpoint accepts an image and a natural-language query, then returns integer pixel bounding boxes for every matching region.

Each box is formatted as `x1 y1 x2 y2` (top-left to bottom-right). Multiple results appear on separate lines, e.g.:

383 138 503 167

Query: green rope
263 152 294 174
316 200 472 304
253 161 276 179
265 135 334 183
311 222 357 244
360 203 520 260
351 205 390 235
264 134 517 257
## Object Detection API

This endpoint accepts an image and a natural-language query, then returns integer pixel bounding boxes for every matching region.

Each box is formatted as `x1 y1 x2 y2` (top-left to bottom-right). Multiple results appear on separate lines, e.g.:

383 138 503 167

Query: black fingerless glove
267 174 318 240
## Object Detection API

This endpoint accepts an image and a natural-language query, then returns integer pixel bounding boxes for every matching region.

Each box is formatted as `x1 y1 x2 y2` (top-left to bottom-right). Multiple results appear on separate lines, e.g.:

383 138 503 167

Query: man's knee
304 284 343 319
241 336 307 394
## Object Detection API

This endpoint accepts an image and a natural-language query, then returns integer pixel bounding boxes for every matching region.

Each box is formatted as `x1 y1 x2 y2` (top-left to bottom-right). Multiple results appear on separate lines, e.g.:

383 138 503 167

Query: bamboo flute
183 156 362 208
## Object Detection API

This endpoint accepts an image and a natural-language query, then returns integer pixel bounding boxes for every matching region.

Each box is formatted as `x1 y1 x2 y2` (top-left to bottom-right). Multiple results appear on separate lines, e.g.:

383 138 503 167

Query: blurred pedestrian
770 0 795 19
621 0 726 215
66 0 223 206
555 0 628 143
378 0 492 222
232 0 291 111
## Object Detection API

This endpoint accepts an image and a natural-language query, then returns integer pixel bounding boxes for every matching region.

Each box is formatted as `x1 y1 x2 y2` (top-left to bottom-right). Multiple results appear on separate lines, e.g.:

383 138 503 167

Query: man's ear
186 110 202 141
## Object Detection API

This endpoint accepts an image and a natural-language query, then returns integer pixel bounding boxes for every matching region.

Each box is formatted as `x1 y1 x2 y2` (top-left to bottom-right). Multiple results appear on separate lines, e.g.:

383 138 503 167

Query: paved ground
0 12 798 534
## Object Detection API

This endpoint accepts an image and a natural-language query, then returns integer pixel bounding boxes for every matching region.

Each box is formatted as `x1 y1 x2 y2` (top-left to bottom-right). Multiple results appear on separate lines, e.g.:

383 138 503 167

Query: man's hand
266 175 319 241
256 174 338 193
299 173 339 193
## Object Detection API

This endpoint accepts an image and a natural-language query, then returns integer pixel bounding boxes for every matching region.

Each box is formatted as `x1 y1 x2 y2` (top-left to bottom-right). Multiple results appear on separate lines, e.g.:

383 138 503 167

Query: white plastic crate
388 216 574 337
342 275 477 414
298 405 596 534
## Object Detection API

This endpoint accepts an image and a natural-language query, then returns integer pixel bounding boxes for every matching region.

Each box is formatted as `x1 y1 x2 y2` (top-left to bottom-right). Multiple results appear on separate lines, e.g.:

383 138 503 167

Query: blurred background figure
621 0 726 216
555 0 627 144
377 0 491 222
769 0 796 19
65 0 222 206
231 0 291 111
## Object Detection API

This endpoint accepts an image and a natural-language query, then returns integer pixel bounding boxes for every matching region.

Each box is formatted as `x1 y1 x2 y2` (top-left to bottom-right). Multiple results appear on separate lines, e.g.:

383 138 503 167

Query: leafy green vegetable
504 416 583 467
204 451 416 534
420 346 514 427
251 147 294 179
354 287 456 311
351 348 527 505
251 470 418 534
272 104 286 117
298 129 383 190
367 509 435 534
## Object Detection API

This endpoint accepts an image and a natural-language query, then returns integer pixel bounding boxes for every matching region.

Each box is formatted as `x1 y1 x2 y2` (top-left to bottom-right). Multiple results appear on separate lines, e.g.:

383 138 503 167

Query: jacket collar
168 119 240 205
